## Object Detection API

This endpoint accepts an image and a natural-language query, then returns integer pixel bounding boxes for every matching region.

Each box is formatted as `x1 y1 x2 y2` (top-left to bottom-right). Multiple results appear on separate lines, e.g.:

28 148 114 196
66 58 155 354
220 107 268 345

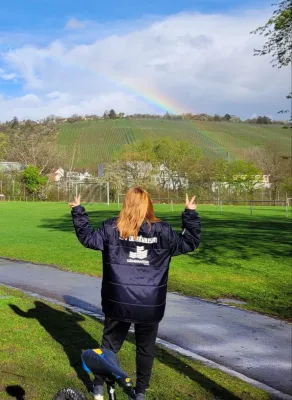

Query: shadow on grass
9 301 242 399
39 209 292 267
9 301 100 392
5 385 25 400
60 297 244 399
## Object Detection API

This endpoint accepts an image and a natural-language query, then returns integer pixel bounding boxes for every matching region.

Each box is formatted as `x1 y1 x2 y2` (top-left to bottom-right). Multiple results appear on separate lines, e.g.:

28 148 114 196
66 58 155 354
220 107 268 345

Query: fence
0 179 110 204
216 200 290 217
0 177 291 207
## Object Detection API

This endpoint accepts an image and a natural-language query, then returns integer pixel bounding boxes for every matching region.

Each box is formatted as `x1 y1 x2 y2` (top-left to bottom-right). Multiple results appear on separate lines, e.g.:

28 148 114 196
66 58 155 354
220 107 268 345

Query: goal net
67 182 109 204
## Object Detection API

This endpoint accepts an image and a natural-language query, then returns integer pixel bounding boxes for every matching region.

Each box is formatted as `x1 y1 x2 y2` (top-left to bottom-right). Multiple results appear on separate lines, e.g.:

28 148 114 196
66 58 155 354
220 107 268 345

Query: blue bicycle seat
81 348 133 389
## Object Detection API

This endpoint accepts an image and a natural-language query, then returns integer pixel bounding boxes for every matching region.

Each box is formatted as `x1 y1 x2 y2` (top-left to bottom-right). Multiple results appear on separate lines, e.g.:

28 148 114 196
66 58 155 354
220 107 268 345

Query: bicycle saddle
81 348 133 389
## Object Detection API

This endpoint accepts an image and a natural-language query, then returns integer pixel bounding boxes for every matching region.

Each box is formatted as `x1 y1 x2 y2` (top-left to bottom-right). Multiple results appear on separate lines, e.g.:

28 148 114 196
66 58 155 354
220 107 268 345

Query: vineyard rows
58 119 290 170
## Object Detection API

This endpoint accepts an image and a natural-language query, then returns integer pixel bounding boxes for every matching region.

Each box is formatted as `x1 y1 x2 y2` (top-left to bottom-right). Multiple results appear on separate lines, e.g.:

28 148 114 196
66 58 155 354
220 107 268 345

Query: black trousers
93 317 159 394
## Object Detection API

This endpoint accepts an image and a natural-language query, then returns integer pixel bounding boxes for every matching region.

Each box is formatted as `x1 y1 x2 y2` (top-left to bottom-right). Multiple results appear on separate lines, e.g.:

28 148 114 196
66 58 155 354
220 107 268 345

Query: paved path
0 258 291 396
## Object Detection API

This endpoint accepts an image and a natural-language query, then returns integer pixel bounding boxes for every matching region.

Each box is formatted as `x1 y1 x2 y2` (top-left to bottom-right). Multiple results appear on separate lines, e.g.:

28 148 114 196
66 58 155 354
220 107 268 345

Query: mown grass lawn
0 202 291 319
0 285 271 400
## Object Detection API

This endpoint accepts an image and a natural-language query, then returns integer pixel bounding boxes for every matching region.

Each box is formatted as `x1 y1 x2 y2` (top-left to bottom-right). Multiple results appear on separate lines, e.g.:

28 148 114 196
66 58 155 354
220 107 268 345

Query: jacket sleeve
169 209 201 256
71 205 106 251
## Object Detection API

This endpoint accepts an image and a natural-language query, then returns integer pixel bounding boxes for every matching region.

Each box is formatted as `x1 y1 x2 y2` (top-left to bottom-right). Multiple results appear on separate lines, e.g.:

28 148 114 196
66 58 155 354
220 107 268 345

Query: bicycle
52 348 136 400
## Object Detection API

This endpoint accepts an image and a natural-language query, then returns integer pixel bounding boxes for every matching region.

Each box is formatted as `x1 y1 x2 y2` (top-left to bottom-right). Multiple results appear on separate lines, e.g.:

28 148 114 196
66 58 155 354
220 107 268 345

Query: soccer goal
68 182 110 205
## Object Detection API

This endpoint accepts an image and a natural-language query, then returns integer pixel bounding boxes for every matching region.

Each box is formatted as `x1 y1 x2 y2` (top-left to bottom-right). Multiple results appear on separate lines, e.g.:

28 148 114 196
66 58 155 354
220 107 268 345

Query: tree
151 138 201 191
280 175 292 196
0 133 8 160
251 0 292 68
103 110 110 119
226 160 262 196
113 139 156 186
251 1 292 119
256 116 272 124
116 138 201 192
211 159 261 198
21 165 47 194
67 114 82 123
6 122 61 174
244 146 291 200
223 114 231 121
10 117 19 128
109 109 117 119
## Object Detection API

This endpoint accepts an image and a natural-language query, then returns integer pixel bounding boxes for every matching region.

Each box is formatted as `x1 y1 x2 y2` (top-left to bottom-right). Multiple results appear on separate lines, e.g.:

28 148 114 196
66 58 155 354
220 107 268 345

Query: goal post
117 193 127 208
286 198 292 218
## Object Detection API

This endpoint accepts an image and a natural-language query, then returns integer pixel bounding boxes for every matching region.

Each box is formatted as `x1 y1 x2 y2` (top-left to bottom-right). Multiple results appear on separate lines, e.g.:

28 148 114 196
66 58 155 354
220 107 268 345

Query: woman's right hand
69 194 81 208
185 194 197 210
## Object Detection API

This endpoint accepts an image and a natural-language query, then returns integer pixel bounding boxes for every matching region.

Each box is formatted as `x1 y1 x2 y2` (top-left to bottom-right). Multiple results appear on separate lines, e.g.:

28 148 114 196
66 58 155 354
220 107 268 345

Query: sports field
0 202 291 319
57 119 291 169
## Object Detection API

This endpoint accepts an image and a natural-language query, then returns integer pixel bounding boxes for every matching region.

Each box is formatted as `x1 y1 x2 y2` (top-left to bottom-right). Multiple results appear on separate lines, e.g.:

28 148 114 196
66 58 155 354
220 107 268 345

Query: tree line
0 116 290 201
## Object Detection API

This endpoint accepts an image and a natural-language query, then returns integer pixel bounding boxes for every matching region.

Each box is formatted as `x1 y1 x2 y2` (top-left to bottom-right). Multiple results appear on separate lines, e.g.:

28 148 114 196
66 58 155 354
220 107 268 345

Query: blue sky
0 0 289 120
0 0 269 30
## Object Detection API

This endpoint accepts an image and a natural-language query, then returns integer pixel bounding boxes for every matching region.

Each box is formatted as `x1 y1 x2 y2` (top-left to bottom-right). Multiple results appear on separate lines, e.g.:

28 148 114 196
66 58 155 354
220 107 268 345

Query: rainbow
103 72 188 115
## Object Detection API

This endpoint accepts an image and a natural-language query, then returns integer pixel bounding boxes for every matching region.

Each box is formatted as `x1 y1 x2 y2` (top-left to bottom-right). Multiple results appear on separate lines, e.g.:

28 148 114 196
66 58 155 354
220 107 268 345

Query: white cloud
0 91 154 120
0 68 17 81
65 18 87 30
0 8 290 121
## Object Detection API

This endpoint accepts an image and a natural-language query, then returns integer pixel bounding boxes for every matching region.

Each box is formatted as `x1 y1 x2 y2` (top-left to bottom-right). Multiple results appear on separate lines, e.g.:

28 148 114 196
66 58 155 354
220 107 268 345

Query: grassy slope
1 202 291 319
57 120 290 170
0 285 270 400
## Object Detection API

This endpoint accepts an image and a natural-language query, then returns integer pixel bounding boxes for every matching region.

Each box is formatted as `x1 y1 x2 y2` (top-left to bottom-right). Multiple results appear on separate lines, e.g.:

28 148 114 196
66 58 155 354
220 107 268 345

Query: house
0 161 23 172
48 167 94 182
125 161 188 190
155 164 188 190
48 167 65 182
211 174 272 192
256 175 271 189
65 171 93 182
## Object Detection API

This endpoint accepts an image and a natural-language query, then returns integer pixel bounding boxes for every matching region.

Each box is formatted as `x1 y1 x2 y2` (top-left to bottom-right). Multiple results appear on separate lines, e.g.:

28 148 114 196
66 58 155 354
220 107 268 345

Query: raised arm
70 195 106 251
169 194 201 256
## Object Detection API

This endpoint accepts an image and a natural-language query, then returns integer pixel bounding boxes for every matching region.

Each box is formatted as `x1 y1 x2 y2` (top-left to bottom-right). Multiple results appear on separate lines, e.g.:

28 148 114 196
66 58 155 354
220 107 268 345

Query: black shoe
90 385 104 400
128 392 146 400
135 393 146 400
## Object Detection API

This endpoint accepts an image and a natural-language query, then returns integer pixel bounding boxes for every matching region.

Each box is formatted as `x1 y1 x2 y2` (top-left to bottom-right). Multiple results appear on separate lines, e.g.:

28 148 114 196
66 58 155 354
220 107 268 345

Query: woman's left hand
69 194 81 208
185 194 197 210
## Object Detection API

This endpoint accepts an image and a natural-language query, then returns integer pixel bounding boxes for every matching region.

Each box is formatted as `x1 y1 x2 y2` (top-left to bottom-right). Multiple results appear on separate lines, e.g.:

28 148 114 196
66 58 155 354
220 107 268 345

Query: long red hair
117 187 160 239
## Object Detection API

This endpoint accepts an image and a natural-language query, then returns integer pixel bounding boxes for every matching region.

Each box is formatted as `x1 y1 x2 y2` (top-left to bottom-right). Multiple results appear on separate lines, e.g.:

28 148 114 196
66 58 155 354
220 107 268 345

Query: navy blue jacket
71 206 201 323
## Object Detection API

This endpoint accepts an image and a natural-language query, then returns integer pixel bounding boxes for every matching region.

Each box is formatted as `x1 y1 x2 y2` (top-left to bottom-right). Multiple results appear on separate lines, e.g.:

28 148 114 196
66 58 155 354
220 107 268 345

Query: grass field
0 285 271 399
57 119 291 169
1 202 291 319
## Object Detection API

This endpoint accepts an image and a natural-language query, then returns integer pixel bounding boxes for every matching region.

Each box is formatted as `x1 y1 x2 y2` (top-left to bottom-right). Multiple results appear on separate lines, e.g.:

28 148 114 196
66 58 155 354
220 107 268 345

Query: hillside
57 119 291 170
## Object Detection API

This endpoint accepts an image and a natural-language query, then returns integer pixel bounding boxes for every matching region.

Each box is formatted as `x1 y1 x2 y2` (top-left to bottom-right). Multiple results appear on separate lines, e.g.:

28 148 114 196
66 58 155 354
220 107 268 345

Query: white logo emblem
129 246 148 260
127 246 149 265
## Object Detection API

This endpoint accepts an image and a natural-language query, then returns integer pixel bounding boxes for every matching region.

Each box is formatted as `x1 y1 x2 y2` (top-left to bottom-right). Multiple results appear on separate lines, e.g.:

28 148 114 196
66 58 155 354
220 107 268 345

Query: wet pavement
0 258 291 396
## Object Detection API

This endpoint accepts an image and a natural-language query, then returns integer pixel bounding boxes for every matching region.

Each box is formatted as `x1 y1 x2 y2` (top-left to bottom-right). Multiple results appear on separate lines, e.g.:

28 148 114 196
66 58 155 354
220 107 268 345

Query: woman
70 187 201 400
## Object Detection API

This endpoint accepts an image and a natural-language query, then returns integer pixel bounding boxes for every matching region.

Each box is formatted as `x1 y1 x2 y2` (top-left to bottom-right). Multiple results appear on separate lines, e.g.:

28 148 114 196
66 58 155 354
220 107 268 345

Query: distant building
48 167 94 182
0 161 23 172
211 174 272 192
48 167 65 182
65 171 93 182
125 161 188 190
